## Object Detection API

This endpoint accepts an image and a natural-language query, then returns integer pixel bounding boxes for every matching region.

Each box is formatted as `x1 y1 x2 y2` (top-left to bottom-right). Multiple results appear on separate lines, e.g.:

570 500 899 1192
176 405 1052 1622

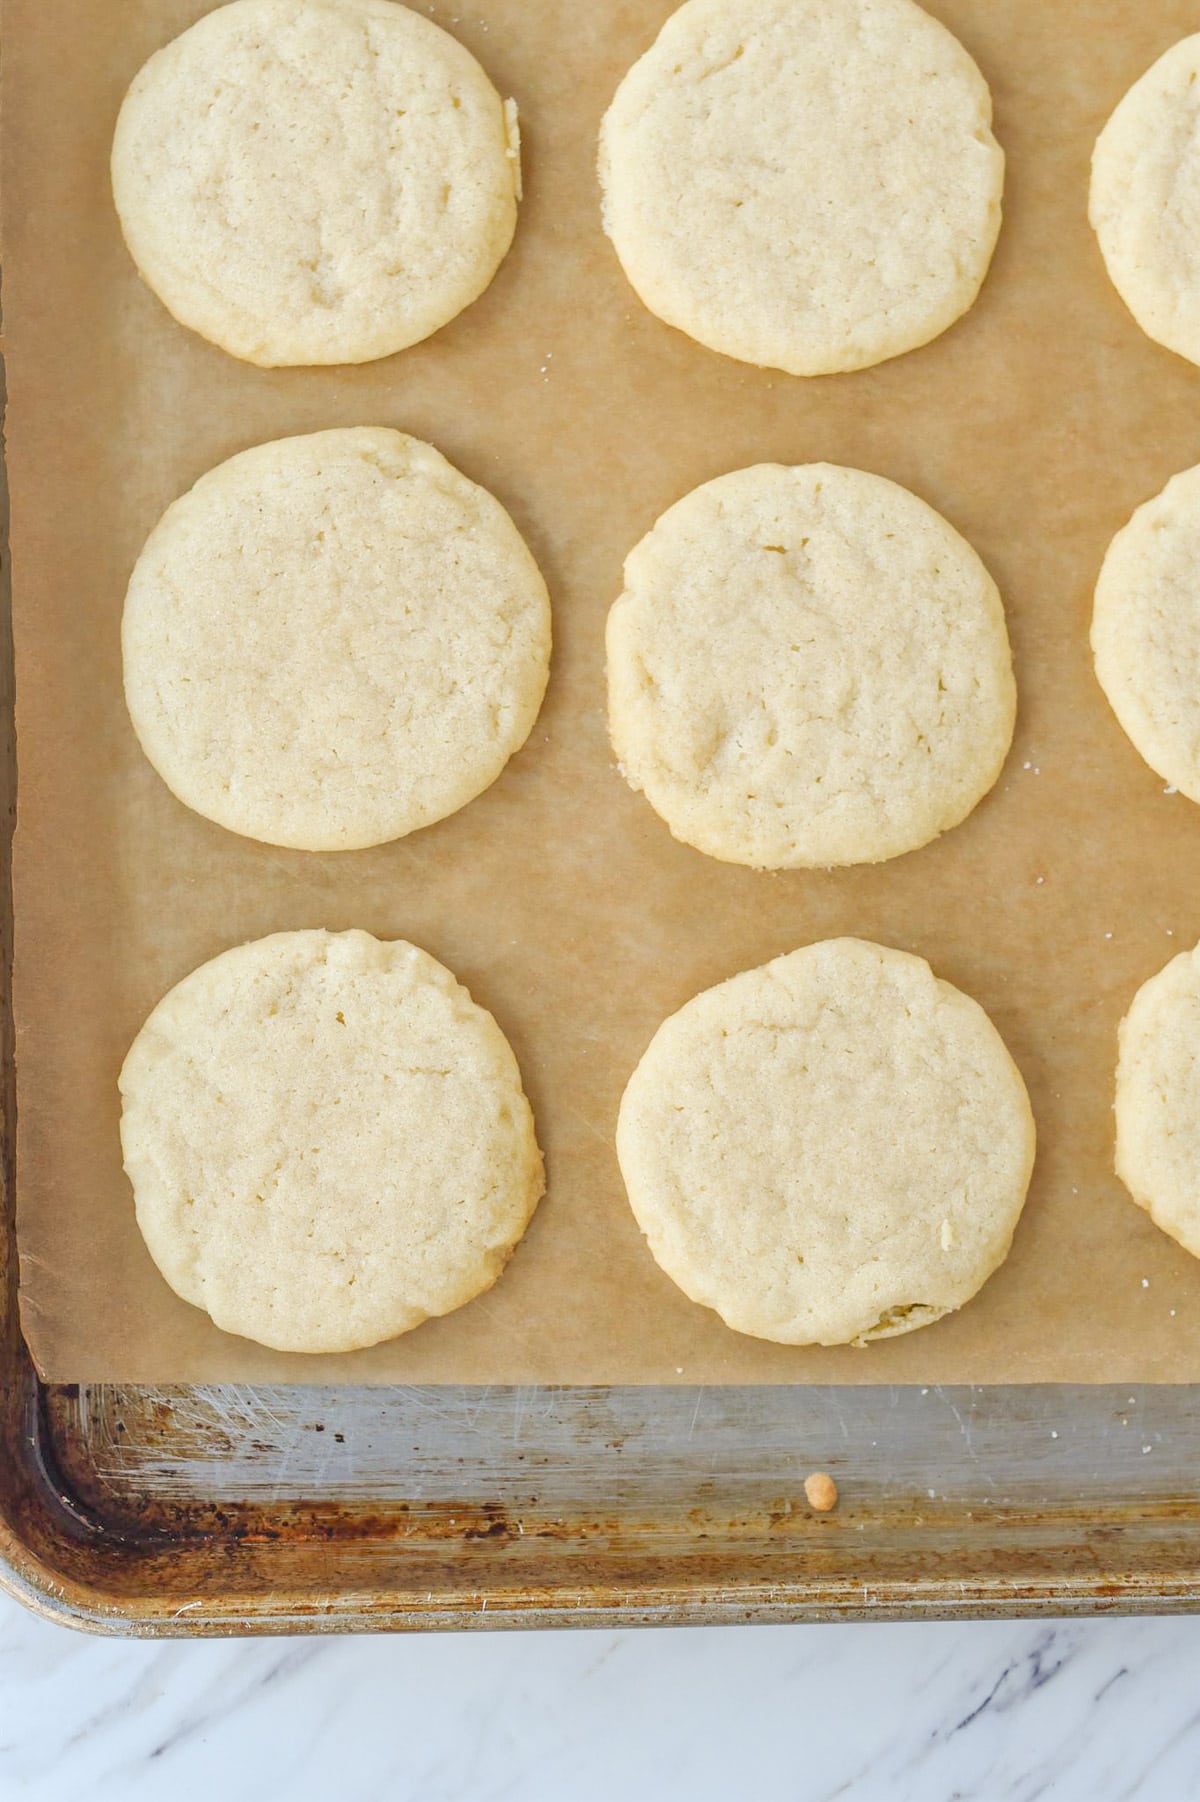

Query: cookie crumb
804 1471 838 1512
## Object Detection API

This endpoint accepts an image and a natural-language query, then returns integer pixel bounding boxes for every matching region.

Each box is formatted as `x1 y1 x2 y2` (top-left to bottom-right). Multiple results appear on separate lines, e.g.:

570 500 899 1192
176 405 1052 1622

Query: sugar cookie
607 462 1015 868
599 0 1003 374
616 938 1035 1347
112 0 520 365
120 929 544 1353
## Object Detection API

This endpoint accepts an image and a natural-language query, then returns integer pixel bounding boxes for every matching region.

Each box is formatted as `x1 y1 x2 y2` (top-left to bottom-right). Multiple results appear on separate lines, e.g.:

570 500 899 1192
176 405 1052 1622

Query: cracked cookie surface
112 0 520 366
120 929 545 1353
616 937 1036 1347
122 427 551 851
1090 33 1200 369
606 462 1015 869
1116 941 1200 1263
599 0 1004 375
1092 462 1200 805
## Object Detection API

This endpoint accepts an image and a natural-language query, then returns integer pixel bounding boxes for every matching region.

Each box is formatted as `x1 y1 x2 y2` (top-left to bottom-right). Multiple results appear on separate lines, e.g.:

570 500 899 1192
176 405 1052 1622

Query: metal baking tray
7 1365 1200 1630
5 0 1200 1631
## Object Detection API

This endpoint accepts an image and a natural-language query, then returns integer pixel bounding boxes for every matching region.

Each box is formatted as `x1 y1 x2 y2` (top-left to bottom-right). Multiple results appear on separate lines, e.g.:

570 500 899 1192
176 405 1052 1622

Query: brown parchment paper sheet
10 0 1200 1385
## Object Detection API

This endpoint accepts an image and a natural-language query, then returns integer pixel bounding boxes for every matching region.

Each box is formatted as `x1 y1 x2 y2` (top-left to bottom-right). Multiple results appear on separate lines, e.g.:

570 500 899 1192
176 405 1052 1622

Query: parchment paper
10 0 1200 1385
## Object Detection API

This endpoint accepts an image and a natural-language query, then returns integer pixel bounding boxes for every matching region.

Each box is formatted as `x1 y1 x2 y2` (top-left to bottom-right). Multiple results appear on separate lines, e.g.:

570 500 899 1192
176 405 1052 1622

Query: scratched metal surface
52 1381 1186 1509
5 1370 1200 1626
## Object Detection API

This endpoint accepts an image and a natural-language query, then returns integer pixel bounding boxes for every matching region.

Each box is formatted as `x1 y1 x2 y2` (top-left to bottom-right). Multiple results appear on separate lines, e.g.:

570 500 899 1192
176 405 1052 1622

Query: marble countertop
1 1591 1197 1800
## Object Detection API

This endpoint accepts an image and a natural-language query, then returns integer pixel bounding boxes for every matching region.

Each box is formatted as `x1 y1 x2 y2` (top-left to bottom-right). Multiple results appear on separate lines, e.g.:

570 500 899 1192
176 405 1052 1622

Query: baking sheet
10 0 1200 1385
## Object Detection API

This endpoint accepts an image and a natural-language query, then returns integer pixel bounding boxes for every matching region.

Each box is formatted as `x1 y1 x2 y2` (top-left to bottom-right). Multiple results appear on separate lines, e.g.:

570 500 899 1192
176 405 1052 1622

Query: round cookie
119 929 545 1353
606 462 1016 869
111 0 521 366
1116 943 1200 1261
598 0 1004 376
616 938 1036 1347
1090 35 1200 367
1092 463 1200 803
122 427 551 851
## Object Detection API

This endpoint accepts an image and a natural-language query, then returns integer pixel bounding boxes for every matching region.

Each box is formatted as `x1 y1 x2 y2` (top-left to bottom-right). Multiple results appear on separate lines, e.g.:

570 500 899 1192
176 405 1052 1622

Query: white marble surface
1 1593 1198 1800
